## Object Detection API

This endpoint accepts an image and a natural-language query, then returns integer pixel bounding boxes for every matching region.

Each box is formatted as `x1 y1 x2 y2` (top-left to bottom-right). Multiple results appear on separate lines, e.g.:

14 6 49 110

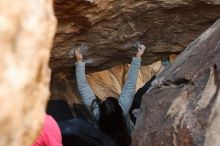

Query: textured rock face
50 61 161 104
0 0 56 146
132 19 220 146
51 0 220 72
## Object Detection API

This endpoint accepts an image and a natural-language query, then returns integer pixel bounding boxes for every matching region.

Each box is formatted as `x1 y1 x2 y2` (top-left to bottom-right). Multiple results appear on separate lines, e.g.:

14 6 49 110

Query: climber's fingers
136 44 145 58
75 47 83 62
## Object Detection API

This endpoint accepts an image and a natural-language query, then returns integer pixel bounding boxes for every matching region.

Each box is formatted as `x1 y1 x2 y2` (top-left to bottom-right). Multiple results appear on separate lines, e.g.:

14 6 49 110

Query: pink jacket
32 114 62 146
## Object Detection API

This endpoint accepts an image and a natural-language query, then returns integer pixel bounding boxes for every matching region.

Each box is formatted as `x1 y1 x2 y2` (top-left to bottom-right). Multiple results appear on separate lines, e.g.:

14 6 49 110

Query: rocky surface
51 0 220 72
132 19 220 146
0 0 56 146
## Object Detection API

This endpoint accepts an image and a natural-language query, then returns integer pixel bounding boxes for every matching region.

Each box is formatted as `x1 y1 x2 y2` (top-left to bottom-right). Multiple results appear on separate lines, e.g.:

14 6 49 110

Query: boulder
132 19 220 146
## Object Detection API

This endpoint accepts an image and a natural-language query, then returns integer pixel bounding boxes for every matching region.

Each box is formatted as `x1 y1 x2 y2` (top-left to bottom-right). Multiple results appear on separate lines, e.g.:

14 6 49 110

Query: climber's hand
75 47 83 62
136 44 145 58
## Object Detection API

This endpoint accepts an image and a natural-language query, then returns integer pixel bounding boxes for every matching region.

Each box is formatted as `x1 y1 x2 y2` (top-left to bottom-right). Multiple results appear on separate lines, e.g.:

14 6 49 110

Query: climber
74 44 145 146
32 114 63 146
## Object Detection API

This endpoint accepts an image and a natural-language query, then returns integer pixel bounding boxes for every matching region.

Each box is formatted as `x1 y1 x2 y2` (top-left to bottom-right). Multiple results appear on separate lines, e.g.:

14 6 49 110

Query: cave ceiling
51 0 220 73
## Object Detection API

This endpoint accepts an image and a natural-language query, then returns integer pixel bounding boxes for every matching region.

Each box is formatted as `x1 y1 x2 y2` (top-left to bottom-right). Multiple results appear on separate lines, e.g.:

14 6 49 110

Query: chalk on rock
68 44 89 57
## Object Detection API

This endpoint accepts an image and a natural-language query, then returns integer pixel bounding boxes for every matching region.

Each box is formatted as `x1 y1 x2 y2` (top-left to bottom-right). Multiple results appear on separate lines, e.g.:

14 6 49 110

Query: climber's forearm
119 57 141 115
75 62 96 108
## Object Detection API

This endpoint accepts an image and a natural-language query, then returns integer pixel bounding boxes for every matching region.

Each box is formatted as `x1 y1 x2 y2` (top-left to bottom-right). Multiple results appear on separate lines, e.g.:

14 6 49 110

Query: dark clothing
47 100 117 146
129 75 156 123
46 99 73 121
58 118 118 146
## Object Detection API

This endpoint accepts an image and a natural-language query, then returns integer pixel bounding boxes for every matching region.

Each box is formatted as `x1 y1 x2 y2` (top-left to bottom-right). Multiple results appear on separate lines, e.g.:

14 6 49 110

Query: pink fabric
32 114 62 146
